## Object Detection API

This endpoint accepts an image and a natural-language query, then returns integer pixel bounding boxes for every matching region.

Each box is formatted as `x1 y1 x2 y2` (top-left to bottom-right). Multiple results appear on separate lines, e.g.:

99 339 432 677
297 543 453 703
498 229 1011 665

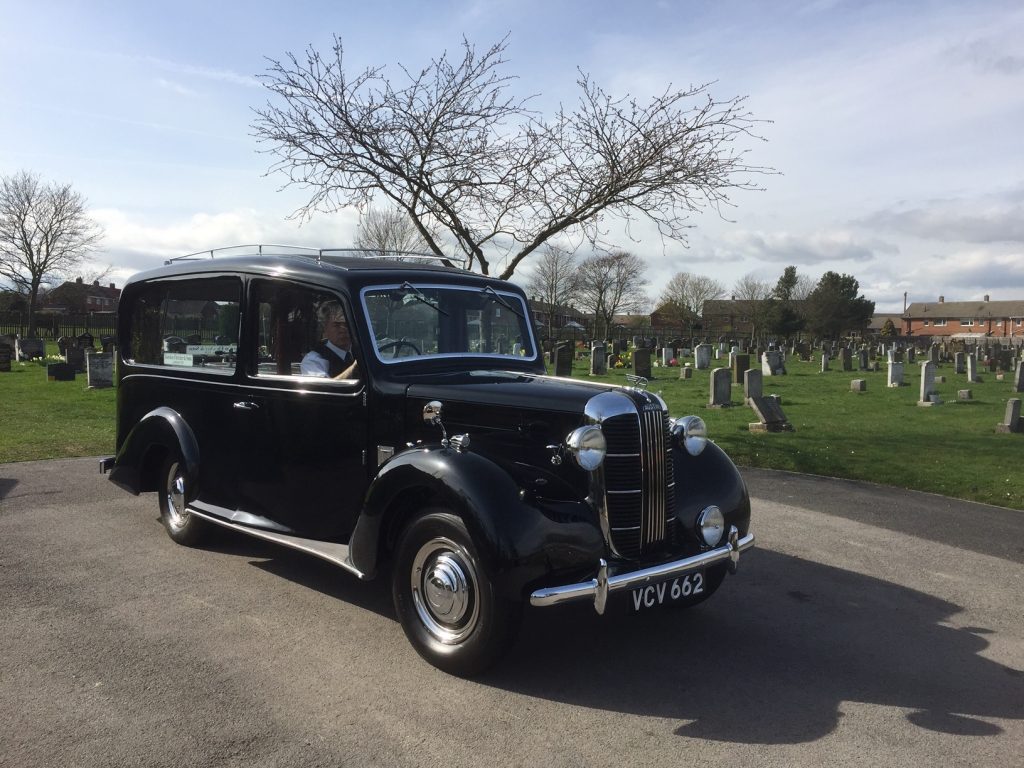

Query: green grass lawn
2 347 1021 510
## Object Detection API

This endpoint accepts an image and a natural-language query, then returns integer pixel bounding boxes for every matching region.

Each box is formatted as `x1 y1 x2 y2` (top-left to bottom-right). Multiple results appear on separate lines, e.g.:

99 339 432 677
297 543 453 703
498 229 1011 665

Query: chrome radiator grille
600 404 675 558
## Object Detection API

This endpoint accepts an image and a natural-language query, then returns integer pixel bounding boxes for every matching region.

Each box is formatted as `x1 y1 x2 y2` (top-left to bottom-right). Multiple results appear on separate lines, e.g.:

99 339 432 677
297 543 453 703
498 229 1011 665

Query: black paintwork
110 253 750 601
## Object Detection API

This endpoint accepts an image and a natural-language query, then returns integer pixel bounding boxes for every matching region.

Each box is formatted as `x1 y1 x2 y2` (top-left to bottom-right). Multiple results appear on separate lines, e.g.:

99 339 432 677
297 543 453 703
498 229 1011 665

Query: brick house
903 296 1024 339
45 277 121 314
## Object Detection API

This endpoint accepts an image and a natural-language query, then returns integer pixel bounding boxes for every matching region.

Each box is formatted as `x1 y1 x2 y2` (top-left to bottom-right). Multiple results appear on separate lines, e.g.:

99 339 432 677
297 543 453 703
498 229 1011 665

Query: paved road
1 458 1021 768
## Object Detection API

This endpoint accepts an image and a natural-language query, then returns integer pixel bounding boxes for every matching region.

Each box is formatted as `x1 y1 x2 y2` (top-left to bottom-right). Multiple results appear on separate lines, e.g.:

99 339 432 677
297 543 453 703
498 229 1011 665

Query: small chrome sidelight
671 415 708 456
449 434 471 453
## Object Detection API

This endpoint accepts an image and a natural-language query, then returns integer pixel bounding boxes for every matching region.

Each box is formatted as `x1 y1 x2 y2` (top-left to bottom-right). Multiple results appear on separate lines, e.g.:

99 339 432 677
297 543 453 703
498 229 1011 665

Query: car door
230 278 369 540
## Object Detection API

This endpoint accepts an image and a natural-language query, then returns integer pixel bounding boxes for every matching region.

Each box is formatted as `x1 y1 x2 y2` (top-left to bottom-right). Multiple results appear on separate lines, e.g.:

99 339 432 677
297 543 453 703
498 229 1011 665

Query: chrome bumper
529 526 754 615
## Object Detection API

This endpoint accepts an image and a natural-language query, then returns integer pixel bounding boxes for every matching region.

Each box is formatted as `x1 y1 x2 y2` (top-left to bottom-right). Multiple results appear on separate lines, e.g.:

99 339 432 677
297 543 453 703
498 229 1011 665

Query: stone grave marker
553 344 573 377
748 395 794 432
996 399 1022 433
694 344 712 370
589 345 607 375
634 348 653 378
887 362 904 388
907 347 916 364
16 337 45 361
679 365 693 380
837 347 852 371
731 353 750 384
661 347 674 366
958 389 973 401
65 347 87 373
967 354 979 383
761 350 786 376
77 332 95 350
1014 361 1024 393
820 353 830 372
918 361 941 406
0 341 11 373
744 368 762 403
708 367 731 408
851 379 867 392
857 349 868 371
954 352 965 374
46 362 75 381
86 352 114 389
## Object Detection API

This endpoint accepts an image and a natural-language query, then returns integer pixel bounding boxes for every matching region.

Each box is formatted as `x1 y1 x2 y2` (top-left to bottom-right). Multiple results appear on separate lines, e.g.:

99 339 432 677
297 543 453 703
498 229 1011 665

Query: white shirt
300 341 351 377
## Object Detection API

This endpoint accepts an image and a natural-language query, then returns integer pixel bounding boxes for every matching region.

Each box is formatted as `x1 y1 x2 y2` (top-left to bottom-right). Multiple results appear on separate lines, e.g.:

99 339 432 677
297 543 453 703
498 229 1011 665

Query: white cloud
858 192 1024 244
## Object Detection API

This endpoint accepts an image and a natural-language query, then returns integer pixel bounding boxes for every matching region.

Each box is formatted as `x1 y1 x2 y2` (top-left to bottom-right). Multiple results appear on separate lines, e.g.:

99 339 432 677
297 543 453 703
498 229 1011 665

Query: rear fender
108 407 200 495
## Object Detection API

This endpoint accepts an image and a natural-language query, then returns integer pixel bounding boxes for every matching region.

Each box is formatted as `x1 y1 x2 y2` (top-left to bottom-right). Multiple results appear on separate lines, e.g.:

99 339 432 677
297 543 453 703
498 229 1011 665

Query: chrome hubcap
166 468 189 530
411 537 479 645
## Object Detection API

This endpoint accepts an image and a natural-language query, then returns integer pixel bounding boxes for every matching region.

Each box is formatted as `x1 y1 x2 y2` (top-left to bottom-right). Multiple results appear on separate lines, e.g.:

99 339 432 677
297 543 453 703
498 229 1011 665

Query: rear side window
125 277 241 374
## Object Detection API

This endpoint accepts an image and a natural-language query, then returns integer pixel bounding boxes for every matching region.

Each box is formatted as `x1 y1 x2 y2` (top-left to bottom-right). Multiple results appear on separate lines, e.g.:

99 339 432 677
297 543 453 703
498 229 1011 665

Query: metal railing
165 244 469 270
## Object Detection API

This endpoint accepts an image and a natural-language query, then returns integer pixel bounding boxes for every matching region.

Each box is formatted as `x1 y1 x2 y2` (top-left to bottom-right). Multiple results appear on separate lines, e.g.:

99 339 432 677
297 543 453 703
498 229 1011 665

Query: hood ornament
624 374 649 390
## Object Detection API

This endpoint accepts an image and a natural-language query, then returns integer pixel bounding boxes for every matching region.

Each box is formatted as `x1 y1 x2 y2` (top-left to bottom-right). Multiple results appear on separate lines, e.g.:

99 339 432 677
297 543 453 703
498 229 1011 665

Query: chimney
984 295 990 302
93 279 100 286
76 277 83 284
109 282 115 290
938 296 944 303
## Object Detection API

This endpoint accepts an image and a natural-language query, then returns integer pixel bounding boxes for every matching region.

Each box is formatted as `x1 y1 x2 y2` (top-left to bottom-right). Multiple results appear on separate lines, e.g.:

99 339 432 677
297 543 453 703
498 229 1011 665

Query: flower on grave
654 361 660 367
614 361 625 368
669 358 678 367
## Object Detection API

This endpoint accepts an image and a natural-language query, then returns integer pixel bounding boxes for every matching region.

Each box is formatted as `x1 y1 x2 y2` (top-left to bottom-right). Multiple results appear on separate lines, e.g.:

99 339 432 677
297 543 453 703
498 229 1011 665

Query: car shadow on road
192 532 1023 746
484 548 1024 745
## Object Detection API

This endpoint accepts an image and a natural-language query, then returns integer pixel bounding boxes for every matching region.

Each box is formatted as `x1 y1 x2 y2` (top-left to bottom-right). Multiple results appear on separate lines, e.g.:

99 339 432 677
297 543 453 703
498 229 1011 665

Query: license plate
631 572 705 611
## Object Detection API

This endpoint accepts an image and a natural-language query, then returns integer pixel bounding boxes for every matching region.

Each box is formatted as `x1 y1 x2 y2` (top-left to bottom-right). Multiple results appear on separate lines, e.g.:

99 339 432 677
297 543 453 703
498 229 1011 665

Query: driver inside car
300 301 359 380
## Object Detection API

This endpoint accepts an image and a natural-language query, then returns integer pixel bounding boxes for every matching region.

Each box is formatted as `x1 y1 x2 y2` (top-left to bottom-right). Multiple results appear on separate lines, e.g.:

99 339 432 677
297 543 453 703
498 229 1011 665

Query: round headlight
565 425 607 471
697 505 725 547
671 415 708 456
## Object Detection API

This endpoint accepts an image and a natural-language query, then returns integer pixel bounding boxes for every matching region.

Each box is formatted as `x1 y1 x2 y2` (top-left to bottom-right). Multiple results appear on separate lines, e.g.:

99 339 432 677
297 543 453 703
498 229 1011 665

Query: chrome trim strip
187 506 367 579
529 529 755 612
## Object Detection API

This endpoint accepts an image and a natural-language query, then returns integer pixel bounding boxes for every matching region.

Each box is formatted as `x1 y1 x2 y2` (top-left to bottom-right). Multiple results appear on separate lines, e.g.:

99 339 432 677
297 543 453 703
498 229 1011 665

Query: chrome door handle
233 401 260 411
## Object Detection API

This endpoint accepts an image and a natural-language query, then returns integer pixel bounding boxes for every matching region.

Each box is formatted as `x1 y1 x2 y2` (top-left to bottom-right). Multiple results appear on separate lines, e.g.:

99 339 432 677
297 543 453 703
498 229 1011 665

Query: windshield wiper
480 285 524 320
398 282 449 316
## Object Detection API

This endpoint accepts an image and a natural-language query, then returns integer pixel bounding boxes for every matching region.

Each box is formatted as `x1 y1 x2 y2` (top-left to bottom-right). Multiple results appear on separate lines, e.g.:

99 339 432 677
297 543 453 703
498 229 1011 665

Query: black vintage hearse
104 246 754 675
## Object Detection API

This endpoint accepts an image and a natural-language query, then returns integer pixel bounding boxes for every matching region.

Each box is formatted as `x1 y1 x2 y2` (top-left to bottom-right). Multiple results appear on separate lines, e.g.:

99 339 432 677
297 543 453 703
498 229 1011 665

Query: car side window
251 280 360 382
125 277 240 374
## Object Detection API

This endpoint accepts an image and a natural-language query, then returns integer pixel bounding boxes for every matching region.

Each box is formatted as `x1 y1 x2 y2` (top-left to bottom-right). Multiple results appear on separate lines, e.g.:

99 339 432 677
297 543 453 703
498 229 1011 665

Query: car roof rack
165 244 469 270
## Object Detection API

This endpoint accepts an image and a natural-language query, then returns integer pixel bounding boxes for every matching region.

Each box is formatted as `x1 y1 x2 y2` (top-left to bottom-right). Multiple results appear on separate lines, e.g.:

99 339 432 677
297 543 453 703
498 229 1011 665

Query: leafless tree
354 205 433 257
575 251 648 339
0 171 103 335
658 271 726 325
253 36 771 280
731 272 771 342
522 244 580 333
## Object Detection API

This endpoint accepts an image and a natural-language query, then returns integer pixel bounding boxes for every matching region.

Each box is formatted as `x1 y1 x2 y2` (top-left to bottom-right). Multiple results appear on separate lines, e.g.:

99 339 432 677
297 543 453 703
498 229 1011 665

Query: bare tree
575 251 649 339
253 36 771 279
732 272 771 342
0 171 103 335
659 271 726 323
523 245 579 333
354 205 433 256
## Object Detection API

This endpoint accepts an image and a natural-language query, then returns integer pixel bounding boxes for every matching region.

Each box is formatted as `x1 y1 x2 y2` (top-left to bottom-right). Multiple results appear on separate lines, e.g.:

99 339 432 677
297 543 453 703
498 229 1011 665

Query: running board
187 506 366 579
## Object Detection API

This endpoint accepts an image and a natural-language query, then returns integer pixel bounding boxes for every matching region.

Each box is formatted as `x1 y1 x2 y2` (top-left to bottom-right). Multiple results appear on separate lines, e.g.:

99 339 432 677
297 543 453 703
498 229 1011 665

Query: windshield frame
358 282 540 366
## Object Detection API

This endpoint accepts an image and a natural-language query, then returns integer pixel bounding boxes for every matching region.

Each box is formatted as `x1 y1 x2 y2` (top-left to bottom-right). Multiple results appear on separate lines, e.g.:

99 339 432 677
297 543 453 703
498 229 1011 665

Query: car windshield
360 283 538 364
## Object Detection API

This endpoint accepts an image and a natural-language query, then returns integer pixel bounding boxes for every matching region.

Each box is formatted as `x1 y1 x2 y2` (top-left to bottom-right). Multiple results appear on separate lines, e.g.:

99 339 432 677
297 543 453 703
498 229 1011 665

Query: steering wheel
378 340 422 358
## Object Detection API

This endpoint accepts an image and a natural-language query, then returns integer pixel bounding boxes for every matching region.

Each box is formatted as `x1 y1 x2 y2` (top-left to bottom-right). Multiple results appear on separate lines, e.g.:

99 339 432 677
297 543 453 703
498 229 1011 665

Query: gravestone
837 347 852 372
887 362 904 388
708 367 731 408
748 395 794 432
958 389 973 401
15 337 45 361
632 336 642 350
731 353 750 384
857 349 868 371
820 353 830 373
996 399 1022 434
850 379 866 392
77 332 95 350
589 345 607 375
612 339 625 356
761 350 786 376
553 344 573 377
907 347 916 364
744 368 763 403
86 352 114 389
0 341 11 373
918 361 941 406
954 352 965 375
46 362 75 381
1015 361 1024 393
967 354 980 383
694 344 712 370
633 348 653 379
679 365 693 380
64 347 87 373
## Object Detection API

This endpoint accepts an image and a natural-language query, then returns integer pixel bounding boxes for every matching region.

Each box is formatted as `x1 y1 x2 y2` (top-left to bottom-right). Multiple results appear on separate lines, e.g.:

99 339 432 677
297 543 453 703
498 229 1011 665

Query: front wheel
393 510 520 676
158 456 210 546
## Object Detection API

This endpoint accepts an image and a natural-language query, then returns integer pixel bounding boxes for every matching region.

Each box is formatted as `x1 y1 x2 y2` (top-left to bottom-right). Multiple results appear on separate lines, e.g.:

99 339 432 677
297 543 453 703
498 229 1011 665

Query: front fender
108 406 200 495
674 440 751 537
350 446 603 597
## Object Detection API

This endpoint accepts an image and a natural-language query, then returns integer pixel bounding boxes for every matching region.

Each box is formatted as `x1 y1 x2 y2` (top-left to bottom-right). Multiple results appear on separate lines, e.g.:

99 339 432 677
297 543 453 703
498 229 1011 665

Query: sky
1 0 1022 313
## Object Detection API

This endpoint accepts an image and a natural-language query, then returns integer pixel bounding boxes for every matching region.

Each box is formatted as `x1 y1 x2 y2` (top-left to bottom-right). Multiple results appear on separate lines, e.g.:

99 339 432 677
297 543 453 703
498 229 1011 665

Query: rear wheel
158 456 210 546
393 510 520 676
